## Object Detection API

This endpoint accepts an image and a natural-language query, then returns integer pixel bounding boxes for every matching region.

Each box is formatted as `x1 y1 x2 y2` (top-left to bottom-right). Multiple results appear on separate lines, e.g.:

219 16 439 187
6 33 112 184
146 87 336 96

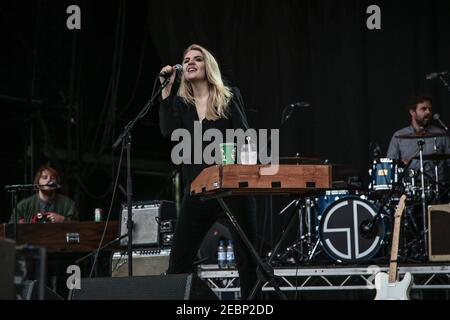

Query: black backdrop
1 0 449 254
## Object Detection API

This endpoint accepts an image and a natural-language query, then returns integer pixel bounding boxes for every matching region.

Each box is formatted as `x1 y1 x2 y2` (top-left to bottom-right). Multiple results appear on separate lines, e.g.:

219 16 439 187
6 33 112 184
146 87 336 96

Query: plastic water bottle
226 240 235 269
217 240 227 269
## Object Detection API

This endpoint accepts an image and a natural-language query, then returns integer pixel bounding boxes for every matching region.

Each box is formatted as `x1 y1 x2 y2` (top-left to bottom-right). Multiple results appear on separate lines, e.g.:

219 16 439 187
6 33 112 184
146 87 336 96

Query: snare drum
318 196 386 263
370 158 402 191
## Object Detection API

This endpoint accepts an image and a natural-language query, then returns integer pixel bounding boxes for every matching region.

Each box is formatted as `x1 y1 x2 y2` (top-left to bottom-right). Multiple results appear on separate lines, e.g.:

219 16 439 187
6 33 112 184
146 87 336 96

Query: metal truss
197 264 450 295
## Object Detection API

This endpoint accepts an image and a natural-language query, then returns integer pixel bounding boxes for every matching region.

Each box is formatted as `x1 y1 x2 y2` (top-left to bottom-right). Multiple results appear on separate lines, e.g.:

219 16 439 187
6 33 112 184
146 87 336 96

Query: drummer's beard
418 117 431 128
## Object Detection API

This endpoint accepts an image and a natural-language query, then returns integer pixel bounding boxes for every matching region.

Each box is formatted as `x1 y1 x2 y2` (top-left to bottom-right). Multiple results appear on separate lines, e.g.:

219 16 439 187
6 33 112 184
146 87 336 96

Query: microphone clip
360 217 380 239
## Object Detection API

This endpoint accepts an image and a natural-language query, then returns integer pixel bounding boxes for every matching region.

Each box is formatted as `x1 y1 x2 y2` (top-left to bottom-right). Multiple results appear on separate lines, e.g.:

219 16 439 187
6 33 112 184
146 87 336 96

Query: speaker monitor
198 222 232 264
111 248 170 277
428 204 450 261
0 239 15 299
120 201 176 247
71 274 218 300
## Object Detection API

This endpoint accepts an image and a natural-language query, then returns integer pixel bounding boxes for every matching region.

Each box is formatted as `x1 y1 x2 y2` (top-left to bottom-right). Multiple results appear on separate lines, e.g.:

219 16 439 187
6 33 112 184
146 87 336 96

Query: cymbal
412 153 450 161
279 156 323 162
396 132 447 139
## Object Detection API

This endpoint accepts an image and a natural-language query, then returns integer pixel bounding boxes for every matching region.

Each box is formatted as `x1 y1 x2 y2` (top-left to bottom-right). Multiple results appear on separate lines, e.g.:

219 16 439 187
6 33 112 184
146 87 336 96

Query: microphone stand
438 74 450 94
258 102 311 248
280 102 310 126
74 233 128 265
111 77 171 277
4 184 38 242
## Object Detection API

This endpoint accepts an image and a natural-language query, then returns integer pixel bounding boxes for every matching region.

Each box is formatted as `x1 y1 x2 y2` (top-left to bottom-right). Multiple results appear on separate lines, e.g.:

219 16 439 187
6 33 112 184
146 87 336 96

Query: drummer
386 95 450 182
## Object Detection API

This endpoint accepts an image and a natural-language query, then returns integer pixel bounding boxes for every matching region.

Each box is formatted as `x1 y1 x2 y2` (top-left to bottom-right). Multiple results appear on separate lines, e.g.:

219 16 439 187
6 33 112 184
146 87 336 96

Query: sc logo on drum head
319 196 386 263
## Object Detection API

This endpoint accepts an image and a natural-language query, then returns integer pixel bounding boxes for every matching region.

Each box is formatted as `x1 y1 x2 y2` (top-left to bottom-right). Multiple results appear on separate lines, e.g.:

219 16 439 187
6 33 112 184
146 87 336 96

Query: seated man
9 165 79 299
10 165 78 223
387 95 450 183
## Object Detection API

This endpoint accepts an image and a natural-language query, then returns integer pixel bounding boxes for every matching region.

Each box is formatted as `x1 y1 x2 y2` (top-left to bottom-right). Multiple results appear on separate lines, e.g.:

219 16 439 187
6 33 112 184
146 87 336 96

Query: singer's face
182 50 206 82
39 170 57 190
411 101 432 126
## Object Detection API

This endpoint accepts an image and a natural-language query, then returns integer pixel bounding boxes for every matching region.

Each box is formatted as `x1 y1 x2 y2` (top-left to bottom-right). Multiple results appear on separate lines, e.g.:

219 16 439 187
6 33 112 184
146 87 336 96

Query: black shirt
159 87 250 194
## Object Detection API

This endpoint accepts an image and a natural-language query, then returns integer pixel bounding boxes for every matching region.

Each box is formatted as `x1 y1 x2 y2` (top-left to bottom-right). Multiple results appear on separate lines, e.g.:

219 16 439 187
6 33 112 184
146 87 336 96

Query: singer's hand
46 212 65 223
159 65 177 99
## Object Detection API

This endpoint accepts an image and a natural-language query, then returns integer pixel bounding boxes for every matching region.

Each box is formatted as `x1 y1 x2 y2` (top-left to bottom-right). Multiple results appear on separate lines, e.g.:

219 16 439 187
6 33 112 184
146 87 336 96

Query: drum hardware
398 205 425 262
416 139 429 258
267 198 319 267
368 136 446 261
298 197 319 261
411 152 450 161
398 232 426 263
274 197 322 264
404 169 417 198
410 141 450 199
362 153 417 243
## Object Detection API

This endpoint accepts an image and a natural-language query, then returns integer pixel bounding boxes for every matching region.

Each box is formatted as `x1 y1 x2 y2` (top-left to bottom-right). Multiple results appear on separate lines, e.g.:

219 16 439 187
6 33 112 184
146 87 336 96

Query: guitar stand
200 191 288 300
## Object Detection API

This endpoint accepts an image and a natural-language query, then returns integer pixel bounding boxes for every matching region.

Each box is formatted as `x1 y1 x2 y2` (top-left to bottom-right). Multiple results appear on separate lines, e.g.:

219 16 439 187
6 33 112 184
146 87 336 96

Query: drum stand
278 197 321 263
398 204 424 262
417 139 429 258
303 198 322 261
433 137 441 198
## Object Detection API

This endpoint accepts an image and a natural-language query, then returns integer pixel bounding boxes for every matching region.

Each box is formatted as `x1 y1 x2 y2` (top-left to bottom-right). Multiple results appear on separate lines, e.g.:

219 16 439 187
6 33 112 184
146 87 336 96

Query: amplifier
0 239 15 299
428 204 450 262
111 248 171 277
120 201 176 248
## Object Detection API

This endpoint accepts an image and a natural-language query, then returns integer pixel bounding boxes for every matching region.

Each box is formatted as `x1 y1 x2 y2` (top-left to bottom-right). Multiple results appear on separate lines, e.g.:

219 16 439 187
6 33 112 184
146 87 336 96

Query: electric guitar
374 195 413 300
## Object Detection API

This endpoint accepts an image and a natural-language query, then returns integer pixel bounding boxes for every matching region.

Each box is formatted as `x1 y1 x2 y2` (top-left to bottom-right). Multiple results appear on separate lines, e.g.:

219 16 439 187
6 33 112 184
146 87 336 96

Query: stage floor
197 263 450 300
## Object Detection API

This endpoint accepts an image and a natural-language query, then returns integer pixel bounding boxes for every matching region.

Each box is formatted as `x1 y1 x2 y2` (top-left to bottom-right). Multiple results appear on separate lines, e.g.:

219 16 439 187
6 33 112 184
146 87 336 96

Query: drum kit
274 131 450 265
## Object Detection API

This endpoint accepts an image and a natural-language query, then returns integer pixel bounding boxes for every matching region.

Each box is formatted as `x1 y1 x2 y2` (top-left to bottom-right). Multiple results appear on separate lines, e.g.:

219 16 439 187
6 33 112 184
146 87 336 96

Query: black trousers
167 194 257 299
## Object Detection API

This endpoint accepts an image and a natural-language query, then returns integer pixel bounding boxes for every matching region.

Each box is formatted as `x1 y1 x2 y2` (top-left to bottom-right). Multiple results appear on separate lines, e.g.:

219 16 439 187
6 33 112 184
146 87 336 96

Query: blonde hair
178 44 233 121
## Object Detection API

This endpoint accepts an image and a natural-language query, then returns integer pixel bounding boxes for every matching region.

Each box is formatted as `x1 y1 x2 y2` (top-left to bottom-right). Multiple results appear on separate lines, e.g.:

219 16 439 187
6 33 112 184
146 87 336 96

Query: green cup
220 143 236 165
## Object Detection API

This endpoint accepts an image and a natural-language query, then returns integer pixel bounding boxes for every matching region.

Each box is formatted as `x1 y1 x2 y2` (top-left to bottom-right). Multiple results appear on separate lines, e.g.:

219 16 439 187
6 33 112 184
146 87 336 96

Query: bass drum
318 196 386 263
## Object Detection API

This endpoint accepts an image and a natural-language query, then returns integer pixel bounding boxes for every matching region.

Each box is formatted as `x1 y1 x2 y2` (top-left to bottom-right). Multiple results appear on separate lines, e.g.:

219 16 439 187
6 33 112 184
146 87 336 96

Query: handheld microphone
159 64 182 80
289 101 311 108
433 113 449 132
426 71 448 80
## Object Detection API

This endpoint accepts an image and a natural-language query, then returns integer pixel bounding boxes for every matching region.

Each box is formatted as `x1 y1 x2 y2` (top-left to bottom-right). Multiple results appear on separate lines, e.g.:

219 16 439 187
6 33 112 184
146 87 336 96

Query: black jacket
159 87 250 194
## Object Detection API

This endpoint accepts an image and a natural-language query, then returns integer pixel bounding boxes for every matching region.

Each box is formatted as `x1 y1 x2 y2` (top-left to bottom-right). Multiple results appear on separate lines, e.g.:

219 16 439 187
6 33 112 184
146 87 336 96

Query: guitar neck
388 195 406 284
